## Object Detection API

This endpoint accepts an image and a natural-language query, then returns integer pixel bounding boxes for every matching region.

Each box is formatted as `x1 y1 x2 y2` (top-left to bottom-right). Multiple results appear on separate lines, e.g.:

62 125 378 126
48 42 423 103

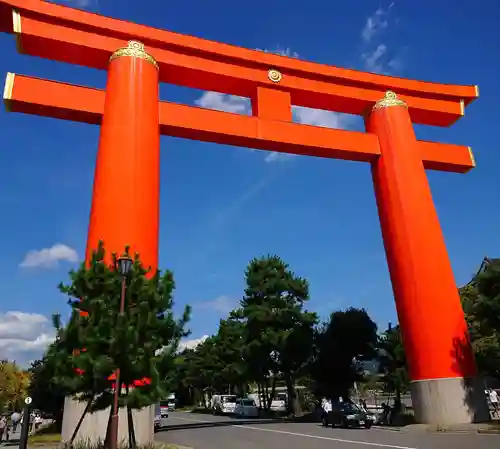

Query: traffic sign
24 397 32 405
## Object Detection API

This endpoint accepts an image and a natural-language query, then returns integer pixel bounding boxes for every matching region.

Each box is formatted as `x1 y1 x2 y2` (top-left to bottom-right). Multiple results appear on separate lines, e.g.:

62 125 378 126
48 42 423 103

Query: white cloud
256 48 299 58
264 152 291 163
293 106 348 129
63 0 96 9
0 312 55 365
362 44 388 73
20 243 79 269
265 107 354 163
362 7 389 42
194 295 236 315
178 335 209 352
360 4 403 74
195 91 250 114
361 3 395 43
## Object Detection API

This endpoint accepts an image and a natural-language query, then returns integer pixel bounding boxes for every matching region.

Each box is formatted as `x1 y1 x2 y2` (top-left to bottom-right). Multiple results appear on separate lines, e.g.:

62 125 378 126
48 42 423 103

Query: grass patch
28 433 61 445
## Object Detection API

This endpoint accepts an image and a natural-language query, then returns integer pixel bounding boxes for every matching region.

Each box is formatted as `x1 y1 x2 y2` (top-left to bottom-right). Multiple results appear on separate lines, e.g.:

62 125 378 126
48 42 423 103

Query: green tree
377 323 409 412
461 262 500 381
239 255 317 415
213 317 247 395
0 360 30 412
28 349 69 430
51 242 190 445
169 349 200 408
183 338 224 407
310 308 378 401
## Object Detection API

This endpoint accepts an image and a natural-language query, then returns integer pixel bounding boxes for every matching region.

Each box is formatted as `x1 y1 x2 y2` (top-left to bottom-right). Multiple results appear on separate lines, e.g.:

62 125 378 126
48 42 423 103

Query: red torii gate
0 0 489 428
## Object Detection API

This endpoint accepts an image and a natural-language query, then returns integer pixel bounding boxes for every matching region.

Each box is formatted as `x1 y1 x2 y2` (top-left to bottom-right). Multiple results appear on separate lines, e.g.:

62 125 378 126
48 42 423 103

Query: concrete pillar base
61 397 154 446
410 376 490 425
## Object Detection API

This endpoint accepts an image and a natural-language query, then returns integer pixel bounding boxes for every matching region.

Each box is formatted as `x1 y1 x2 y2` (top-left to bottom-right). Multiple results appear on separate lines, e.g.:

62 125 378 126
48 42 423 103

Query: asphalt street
156 412 500 449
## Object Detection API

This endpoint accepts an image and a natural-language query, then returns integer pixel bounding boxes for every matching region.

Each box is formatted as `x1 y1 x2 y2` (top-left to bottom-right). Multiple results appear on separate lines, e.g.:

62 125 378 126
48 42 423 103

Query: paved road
156 412 500 449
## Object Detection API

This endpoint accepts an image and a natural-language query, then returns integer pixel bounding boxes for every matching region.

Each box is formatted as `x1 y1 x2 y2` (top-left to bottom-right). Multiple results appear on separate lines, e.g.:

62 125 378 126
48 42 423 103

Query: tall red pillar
61 40 159 445
366 91 489 424
86 40 160 272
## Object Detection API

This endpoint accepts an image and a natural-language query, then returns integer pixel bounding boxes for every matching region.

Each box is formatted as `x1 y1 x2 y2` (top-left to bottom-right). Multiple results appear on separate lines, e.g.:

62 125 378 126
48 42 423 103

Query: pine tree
377 323 409 412
310 308 378 401
49 242 190 444
239 255 317 415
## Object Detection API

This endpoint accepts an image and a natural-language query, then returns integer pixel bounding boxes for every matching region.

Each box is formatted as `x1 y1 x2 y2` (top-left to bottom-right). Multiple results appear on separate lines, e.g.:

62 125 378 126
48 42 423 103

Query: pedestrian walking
10 411 21 433
489 389 499 417
29 413 35 434
0 416 7 443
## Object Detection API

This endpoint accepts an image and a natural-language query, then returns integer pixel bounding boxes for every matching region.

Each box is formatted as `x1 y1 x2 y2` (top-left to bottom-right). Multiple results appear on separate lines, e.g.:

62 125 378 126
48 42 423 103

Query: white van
211 394 237 414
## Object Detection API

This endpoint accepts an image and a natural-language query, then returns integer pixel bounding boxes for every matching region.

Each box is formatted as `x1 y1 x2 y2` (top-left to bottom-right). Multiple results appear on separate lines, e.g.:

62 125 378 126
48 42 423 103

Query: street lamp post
109 255 133 449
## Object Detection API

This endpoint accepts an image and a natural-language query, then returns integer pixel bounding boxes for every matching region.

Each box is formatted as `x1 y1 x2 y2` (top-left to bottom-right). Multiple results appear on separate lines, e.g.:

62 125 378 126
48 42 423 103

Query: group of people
0 411 43 442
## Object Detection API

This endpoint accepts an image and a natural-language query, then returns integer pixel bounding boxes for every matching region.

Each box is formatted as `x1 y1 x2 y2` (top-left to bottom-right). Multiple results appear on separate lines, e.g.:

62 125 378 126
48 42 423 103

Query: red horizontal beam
0 2 477 127
0 0 477 105
3 73 475 173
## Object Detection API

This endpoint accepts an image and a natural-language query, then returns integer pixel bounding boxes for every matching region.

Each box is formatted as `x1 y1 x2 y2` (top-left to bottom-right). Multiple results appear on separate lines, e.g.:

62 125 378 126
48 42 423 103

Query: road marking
168 416 417 449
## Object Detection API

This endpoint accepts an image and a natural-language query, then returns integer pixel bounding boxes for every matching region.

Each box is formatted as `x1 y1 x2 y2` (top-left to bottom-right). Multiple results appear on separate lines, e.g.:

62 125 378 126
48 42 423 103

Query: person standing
320 397 332 426
0 416 7 443
29 412 35 434
34 414 43 432
489 389 499 417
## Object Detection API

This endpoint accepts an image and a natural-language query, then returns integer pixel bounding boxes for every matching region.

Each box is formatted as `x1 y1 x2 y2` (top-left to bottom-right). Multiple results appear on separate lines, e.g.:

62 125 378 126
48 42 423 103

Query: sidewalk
0 427 21 447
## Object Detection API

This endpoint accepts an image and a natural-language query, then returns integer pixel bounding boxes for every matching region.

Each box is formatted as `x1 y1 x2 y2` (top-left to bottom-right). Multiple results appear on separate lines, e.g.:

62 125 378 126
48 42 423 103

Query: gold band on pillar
109 40 158 70
373 90 407 111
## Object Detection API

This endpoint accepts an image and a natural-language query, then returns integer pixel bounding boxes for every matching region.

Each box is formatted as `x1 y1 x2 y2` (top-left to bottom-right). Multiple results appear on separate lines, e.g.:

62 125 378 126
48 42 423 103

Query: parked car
165 393 176 411
211 395 237 415
154 402 169 431
159 401 170 418
234 398 259 418
154 404 161 431
322 402 375 429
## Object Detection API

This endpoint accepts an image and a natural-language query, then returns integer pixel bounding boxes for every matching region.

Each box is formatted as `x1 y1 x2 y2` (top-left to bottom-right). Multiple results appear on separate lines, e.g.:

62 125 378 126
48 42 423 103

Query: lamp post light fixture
109 254 133 449
117 254 133 277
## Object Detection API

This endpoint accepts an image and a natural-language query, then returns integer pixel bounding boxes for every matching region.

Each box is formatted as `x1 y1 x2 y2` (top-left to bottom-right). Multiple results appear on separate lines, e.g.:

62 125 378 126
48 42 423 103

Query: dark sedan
322 402 375 429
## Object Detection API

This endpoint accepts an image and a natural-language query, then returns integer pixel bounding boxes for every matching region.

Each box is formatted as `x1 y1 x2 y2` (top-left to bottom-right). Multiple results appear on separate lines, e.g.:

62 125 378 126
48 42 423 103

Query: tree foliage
377 323 409 410
237 255 317 414
28 351 68 428
47 242 190 418
0 360 30 412
461 261 500 381
310 308 378 400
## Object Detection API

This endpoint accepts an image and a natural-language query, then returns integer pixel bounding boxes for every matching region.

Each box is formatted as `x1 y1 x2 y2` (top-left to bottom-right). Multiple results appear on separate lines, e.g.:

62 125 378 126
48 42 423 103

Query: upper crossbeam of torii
1 0 477 172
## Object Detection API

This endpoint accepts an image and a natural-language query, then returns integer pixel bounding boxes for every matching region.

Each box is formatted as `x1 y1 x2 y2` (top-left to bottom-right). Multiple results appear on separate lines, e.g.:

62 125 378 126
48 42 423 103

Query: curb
156 443 194 449
477 429 500 435
372 426 401 432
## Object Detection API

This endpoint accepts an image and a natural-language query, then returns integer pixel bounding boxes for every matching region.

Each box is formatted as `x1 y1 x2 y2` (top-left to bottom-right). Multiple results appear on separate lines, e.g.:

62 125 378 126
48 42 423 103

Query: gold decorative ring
109 40 158 70
372 90 407 111
268 69 282 83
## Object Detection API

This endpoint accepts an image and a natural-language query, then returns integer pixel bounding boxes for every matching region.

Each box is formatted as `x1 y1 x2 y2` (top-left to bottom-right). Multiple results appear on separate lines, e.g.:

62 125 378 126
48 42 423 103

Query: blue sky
0 0 499 363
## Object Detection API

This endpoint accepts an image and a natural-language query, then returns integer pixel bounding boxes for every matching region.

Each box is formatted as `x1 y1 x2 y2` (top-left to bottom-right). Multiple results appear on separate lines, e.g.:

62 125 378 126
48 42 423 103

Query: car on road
159 401 170 418
322 402 375 429
234 398 259 418
154 403 169 431
212 394 237 415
